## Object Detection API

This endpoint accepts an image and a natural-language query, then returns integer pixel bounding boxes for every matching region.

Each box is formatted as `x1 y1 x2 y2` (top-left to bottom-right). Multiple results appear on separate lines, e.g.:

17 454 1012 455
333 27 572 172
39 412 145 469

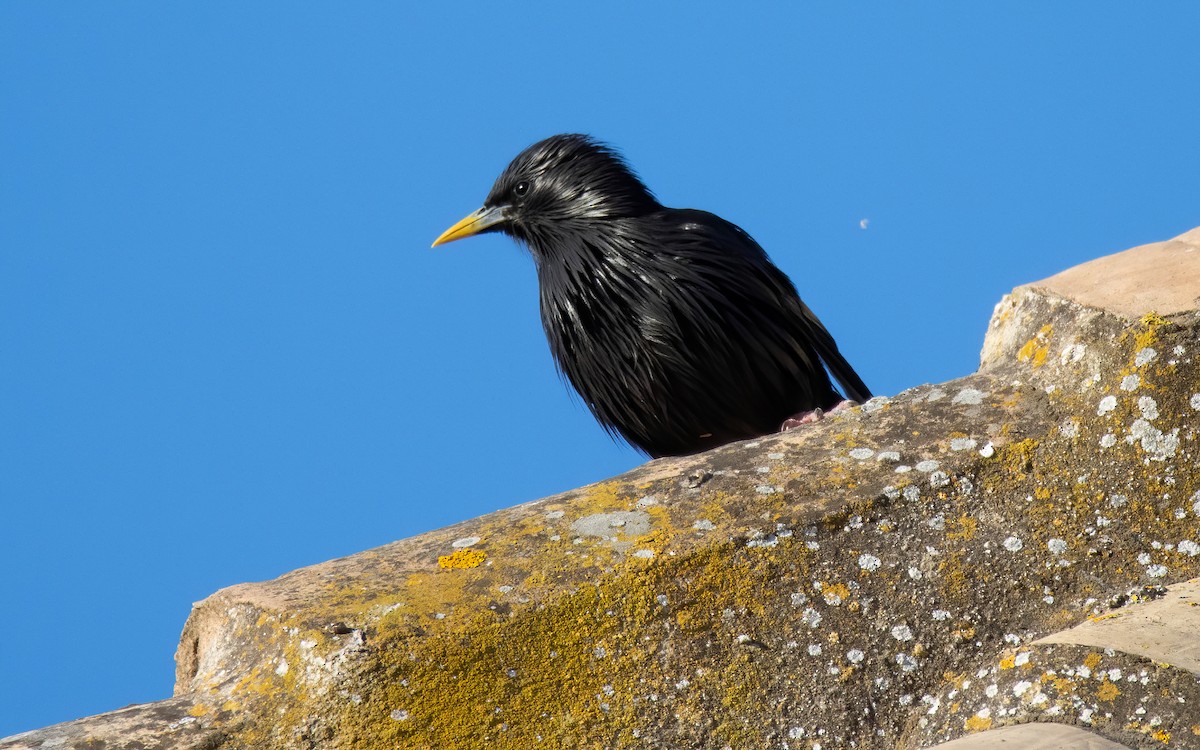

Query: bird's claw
779 400 858 431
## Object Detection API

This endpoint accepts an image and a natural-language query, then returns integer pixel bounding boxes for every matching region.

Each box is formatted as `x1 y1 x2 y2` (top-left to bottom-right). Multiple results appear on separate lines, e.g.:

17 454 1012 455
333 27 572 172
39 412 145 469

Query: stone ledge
928 723 1131 749
4 227 1199 749
1035 578 1200 676
1029 226 1200 320
0 696 232 750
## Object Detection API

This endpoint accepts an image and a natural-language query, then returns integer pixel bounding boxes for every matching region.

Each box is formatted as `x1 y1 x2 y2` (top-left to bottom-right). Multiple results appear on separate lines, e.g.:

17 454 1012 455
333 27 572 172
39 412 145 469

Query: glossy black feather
469 134 871 457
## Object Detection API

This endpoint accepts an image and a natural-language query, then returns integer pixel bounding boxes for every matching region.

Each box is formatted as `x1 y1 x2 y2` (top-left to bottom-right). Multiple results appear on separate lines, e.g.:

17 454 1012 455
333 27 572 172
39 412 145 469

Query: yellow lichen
1016 324 1052 367
1096 680 1120 701
1134 313 1168 350
188 702 212 717
945 515 978 542
1082 652 1102 670
820 582 851 605
964 714 993 732
437 548 487 569
335 537 821 749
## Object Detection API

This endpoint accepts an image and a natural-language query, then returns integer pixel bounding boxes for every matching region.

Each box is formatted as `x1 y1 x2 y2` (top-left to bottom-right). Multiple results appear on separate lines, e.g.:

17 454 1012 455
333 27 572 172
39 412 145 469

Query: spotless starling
433 134 871 458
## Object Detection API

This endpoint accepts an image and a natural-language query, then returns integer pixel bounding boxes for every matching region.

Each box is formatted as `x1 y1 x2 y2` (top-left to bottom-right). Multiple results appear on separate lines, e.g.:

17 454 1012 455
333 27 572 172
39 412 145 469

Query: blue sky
2 3 1198 737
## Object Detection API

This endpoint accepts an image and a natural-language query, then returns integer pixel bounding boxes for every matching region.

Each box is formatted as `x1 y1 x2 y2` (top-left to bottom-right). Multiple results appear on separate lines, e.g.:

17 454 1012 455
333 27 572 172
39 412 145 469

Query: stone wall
4 227 1199 750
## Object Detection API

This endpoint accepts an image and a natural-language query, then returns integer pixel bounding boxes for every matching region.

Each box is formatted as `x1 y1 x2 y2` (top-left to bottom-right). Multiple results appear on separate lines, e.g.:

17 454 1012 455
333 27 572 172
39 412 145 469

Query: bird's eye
513 181 530 197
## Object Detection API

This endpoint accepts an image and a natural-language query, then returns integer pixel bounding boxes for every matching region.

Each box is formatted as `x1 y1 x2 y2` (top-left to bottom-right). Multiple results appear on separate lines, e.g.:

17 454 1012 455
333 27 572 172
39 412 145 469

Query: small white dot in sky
859 219 869 229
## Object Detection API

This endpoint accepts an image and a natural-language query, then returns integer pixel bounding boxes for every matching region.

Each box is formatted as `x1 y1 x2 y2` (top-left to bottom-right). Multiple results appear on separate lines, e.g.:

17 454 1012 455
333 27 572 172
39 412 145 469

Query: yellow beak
431 205 509 247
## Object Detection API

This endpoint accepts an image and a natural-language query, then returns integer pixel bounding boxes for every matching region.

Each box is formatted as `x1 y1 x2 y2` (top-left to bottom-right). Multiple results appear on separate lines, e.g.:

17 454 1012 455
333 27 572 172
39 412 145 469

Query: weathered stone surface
1034 578 1200 675
1031 226 1200 319
906 579 1200 748
0 696 235 750
3 227 1199 749
929 723 1132 748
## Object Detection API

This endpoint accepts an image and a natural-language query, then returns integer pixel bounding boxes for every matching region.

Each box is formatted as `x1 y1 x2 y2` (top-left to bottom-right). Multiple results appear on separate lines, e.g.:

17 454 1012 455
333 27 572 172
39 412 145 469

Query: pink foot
779 400 858 432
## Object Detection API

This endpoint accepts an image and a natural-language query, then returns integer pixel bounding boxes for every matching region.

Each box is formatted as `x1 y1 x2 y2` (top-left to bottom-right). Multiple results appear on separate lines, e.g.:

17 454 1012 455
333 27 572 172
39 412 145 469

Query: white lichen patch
915 460 940 472
877 450 901 463
891 624 914 641
1191 393 1200 410
1134 347 1158 366
1137 395 1159 420
1059 419 1079 438
932 609 951 621
861 396 889 413
1120 374 1141 391
801 608 823 628
746 533 779 549
1097 395 1118 416
858 554 882 572
692 519 715 531
1178 540 1200 556
1061 343 1087 364
1099 433 1116 448
1126 419 1180 460
451 536 482 548
949 437 977 451
571 511 652 539
1047 538 1068 555
929 471 950 489
848 447 875 460
847 649 865 664
952 388 985 405
1003 536 1024 552
390 709 409 721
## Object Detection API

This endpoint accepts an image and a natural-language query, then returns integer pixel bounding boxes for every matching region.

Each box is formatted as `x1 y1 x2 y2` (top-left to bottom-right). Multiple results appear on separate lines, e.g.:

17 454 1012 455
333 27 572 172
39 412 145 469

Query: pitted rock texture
3 227 1199 750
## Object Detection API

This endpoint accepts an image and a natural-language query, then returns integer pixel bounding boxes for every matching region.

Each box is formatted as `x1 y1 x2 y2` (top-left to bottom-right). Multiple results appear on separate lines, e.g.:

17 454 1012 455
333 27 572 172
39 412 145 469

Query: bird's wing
663 210 872 405
788 296 873 404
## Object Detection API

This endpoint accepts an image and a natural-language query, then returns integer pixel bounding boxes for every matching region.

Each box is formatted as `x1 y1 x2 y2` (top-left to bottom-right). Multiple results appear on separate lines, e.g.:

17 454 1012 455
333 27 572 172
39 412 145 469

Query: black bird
432 134 871 458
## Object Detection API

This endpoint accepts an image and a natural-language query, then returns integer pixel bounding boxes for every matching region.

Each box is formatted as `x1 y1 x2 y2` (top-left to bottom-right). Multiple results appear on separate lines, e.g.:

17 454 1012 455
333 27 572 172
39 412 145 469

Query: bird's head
432 134 659 249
